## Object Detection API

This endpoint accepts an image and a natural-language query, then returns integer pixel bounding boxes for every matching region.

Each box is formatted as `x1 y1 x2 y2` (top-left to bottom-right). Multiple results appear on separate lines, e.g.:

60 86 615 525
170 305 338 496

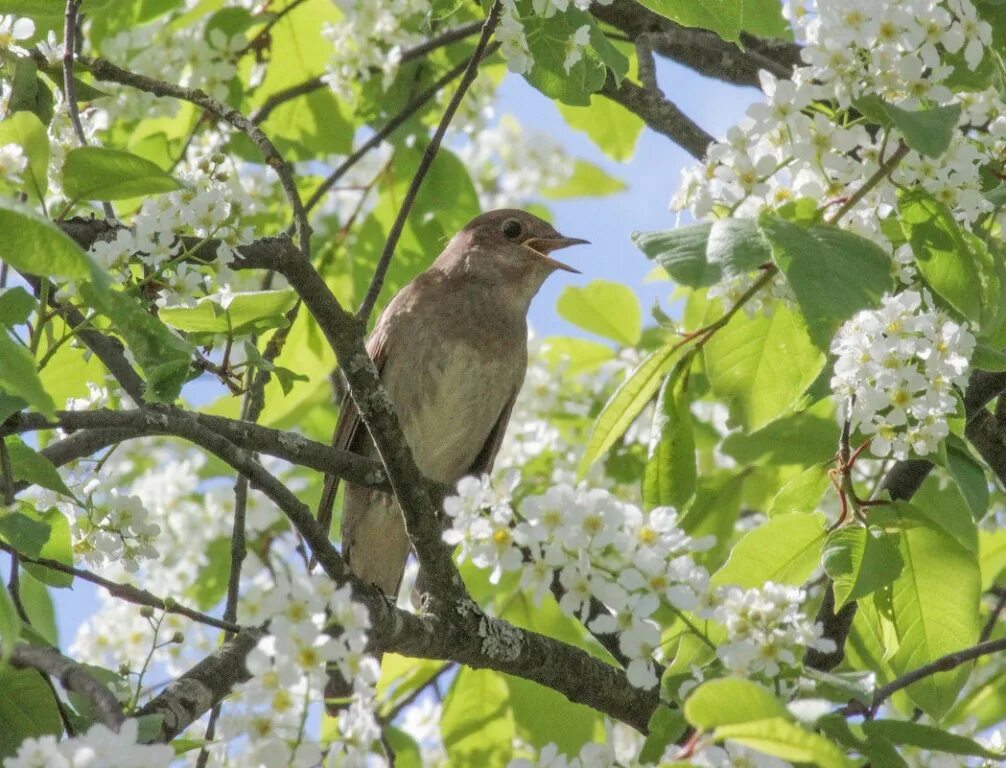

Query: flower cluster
322 0 427 98
713 583 836 678
672 0 1002 246
212 572 380 767
830 290 974 459
497 0 611 74
73 489 162 572
3 719 174 768
444 477 713 688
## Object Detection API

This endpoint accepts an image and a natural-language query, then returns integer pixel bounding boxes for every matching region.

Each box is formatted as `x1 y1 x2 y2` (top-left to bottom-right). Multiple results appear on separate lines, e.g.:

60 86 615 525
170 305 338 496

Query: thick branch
1 409 388 490
10 643 126 730
599 72 713 161
592 0 799 86
138 627 266 741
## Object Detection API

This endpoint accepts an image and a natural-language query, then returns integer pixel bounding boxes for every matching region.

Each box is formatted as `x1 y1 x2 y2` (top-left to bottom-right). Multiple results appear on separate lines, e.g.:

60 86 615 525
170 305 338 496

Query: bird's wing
465 389 518 477
315 327 390 551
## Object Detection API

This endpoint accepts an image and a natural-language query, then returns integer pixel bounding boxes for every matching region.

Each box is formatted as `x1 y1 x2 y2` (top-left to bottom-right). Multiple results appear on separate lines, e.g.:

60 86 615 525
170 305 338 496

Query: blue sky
38 58 761 650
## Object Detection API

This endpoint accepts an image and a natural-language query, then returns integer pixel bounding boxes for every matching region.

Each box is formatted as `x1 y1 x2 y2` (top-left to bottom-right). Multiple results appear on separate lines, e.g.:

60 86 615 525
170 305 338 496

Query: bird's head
437 209 588 307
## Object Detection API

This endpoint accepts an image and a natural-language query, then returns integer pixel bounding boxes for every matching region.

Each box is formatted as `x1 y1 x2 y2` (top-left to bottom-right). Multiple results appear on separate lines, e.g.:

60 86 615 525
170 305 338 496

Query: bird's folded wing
315 328 390 550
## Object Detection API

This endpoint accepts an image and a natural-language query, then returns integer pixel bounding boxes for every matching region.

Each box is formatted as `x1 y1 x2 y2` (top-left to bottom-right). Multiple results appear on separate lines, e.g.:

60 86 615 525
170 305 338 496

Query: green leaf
63 146 184 202
640 705 686 764
632 219 770 289
884 102 962 158
643 362 695 509
862 720 997 758
21 508 73 589
0 332 55 419
767 464 831 517
802 669 875 706
189 537 230 611
540 160 626 199
0 509 51 556
579 346 688 473
703 302 825 431
8 59 53 128
823 527 903 609
5 437 75 500
441 668 514 768
0 583 20 661
972 343 1006 371
0 202 93 280
0 0 113 14
637 0 743 41
0 111 49 202
889 502 980 718
0 665 63 756
899 189 983 325
17 572 56 646
384 726 422 768
557 97 645 162
556 279 641 345
944 438 989 521
79 283 193 403
714 717 853 768
712 512 827 588
684 678 788 729
0 287 36 328
523 12 608 105
159 289 298 337
759 214 894 348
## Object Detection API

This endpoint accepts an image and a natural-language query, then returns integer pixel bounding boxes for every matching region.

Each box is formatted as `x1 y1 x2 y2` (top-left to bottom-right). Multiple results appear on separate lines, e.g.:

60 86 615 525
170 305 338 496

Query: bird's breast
381 336 522 484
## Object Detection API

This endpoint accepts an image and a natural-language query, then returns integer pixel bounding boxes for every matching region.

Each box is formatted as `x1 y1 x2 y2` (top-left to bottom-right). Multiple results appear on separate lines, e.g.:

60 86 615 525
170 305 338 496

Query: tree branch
598 72 713 161
10 643 126 730
0 541 241 633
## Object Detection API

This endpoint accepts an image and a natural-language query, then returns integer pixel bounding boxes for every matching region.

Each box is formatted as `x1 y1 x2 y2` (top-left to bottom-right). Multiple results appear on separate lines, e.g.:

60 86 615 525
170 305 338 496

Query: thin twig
825 141 910 226
63 0 115 221
250 20 487 125
0 541 241 633
839 637 1006 717
303 43 500 214
83 56 311 258
982 590 1006 643
356 1 502 323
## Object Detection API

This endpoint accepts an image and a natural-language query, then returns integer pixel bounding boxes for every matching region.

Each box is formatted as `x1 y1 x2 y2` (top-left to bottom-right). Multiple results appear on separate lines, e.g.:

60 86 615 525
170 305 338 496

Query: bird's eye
501 219 522 240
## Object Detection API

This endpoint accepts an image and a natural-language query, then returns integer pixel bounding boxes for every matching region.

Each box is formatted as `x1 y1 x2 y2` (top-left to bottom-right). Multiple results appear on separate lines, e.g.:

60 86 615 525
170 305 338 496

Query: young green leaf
711 512 827 588
684 678 788 729
862 719 998 758
0 332 56 419
640 705 686 763
944 438 989 521
767 464 831 517
823 527 903 609
159 289 298 337
759 214 894 349
883 101 962 158
579 345 687 474
888 502 980 718
0 583 20 662
0 666 63 755
714 717 853 768
0 287 36 328
440 668 515 767
556 279 641 345
0 203 93 280
20 508 74 589
0 111 50 201
703 303 825 431
899 190 983 325
63 146 185 202
4 437 77 500
643 357 696 509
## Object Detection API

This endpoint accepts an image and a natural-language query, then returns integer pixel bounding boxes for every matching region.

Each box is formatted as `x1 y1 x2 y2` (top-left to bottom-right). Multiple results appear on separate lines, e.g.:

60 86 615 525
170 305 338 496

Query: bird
316 208 587 706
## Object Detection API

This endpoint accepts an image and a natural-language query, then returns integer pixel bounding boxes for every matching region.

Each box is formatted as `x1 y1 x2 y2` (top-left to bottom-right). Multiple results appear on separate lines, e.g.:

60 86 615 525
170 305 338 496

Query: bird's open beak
522 236 589 274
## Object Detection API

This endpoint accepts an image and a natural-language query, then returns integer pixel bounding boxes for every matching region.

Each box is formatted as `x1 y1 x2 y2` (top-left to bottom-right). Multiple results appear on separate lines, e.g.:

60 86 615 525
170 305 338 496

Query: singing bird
316 210 586 704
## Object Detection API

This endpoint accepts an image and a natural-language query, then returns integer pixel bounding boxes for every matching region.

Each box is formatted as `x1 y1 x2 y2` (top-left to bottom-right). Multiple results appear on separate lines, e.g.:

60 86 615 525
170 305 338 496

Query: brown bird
317 209 586 703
